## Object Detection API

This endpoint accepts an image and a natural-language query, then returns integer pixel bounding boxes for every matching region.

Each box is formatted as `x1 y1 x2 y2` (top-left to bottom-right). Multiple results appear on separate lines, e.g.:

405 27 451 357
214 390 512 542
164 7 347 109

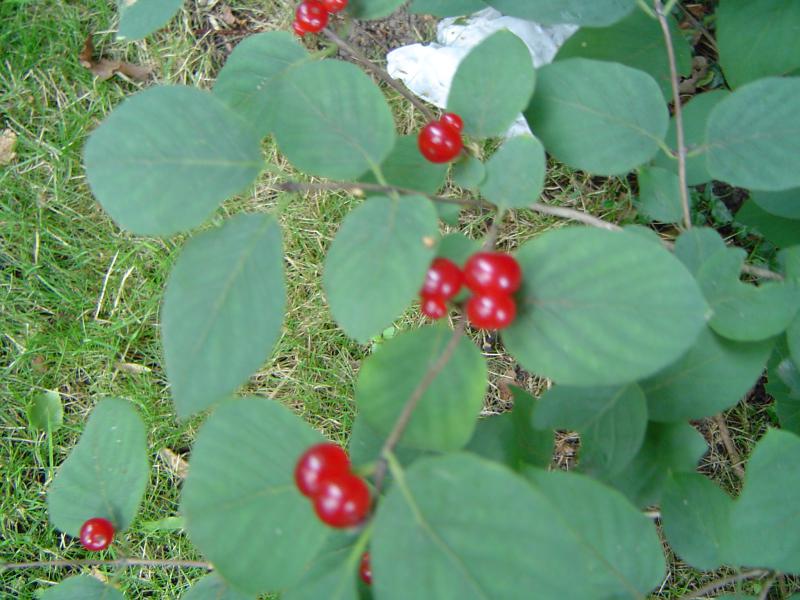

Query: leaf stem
322 28 437 123
681 569 771 599
712 414 746 482
654 0 692 230
0 558 213 571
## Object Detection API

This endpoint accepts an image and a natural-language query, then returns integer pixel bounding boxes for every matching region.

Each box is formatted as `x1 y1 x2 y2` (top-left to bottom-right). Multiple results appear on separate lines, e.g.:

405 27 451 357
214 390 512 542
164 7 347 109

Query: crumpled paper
387 8 577 136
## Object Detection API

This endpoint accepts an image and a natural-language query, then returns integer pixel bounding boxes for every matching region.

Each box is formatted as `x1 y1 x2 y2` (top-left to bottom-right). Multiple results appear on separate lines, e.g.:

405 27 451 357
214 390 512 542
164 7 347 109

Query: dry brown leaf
219 5 240 26
115 361 152 375
79 34 153 82
0 129 18 165
158 447 189 480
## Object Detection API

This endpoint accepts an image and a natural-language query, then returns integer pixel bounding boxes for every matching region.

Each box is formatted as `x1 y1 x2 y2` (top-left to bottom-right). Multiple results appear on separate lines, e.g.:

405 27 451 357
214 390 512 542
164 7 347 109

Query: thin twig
682 569 770 599
655 0 692 230
373 320 467 492
322 28 437 122
276 180 479 207
481 208 506 251
713 414 746 481
0 558 213 571
530 202 622 231
676 2 718 52
757 572 777 600
741 263 784 281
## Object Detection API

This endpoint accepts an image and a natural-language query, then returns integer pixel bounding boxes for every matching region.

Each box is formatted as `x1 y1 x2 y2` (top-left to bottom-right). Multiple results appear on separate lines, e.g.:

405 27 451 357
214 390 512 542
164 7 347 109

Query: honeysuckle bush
32 0 800 598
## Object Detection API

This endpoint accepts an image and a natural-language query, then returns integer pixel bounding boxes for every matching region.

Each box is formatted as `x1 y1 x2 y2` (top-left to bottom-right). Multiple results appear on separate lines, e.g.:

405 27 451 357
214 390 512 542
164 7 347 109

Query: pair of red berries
418 113 464 163
294 442 370 528
420 252 521 330
79 517 115 551
292 0 347 36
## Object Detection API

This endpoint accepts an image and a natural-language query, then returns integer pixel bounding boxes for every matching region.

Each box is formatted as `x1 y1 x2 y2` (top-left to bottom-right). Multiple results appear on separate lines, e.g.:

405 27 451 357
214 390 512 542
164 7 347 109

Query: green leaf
533 384 647 476
42 576 123 600
601 422 707 508
323 196 438 343
273 60 396 180
706 77 800 191
465 386 553 470
435 232 480 267
348 415 430 472
447 30 536 138
730 429 800 572
410 0 487 16
213 32 308 139
372 453 663 600
673 227 727 277
355 324 487 451
661 473 733 571
525 59 668 175
162 214 285 419
282 534 360 600
790 314 800 368
348 0 407 19
117 0 182 40
360 135 448 194
717 0 800 88
696 247 800 342
181 398 328 595
652 90 730 186
752 188 800 219
436 202 461 226
767 353 800 435
484 0 635 26
643 327 774 422
780 246 800 282
84 86 263 237
479 136 545 208
182 574 253 600
736 200 800 248
27 390 63 433
452 155 486 190
555 9 691 99
48 398 148 535
636 166 683 224
503 227 708 386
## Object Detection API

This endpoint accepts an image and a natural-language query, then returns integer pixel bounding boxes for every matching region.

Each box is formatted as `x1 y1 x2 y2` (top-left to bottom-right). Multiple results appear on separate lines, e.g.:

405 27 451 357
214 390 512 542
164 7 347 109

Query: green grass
0 1 794 598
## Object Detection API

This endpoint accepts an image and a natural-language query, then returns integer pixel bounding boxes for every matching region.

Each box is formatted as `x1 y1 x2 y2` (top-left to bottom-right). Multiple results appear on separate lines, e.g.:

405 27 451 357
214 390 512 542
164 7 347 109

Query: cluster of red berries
418 113 464 163
292 0 347 36
294 442 370 528
79 517 115 551
420 251 521 330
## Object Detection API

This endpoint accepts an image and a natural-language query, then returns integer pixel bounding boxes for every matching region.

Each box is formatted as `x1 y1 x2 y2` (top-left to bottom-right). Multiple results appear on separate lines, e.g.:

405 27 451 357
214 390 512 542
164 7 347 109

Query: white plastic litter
386 8 577 136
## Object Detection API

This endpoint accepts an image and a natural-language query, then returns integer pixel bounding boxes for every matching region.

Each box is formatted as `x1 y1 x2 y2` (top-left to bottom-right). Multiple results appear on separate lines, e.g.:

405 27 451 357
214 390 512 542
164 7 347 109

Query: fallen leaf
220 5 240 26
79 34 153 82
158 447 189 480
115 361 152 375
0 129 17 165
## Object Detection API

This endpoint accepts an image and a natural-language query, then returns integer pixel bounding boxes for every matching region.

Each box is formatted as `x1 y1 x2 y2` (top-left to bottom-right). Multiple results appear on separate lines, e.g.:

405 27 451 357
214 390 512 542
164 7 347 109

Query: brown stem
373 320 467 492
654 0 692 230
322 28 437 122
741 263 784 282
0 558 213 571
682 569 771 599
713 414 746 481
530 202 622 231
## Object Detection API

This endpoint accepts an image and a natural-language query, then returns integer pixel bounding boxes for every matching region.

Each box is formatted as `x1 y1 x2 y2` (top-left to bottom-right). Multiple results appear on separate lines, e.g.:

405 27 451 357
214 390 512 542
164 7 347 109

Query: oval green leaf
410 0 487 16
752 188 800 219
323 196 438 343
452 155 486 190
636 166 684 224
84 86 263 237
673 227 727 277
282 535 360 600
484 0 635 26
479 135 545 208
503 227 708 386
182 575 253 600
162 214 286 419
525 59 668 175
117 0 182 40
181 398 328 595
348 0 407 19
47 398 148 535
736 200 800 248
447 30 536 138
42 576 124 600
359 135 448 194
273 60 396 180
27 390 63 433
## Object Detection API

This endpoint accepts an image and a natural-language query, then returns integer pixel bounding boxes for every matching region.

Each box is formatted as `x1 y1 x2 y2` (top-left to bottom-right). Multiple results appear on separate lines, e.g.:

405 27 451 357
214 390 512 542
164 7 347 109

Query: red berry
466 293 517 330
421 258 463 300
463 252 522 294
321 0 348 12
418 121 463 163
79 518 114 552
292 20 308 36
359 551 372 585
294 443 351 497
420 294 447 320
440 112 463 132
313 473 371 528
296 0 329 33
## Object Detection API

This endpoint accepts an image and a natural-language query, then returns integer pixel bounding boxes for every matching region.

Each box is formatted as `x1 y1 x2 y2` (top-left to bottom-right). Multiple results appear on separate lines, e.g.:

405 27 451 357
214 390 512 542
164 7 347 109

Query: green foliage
360 135 448 194
673 227 727 276
116 0 182 40
503 227 707 385
181 398 328 595
84 86 263 237
182 574 253 600
47 398 148 535
410 0 486 16
42 576 124 600
26 390 63 433
767 341 800 434
636 166 683 223
348 0 407 19
282 535 360 600
451 155 486 190
525 58 668 175
356 324 487 451
213 32 308 139
323 196 438 343
273 60 396 180
484 0 635 26
162 214 286 418
736 200 800 248
751 188 800 219
479 135 545 208
447 30 536 138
